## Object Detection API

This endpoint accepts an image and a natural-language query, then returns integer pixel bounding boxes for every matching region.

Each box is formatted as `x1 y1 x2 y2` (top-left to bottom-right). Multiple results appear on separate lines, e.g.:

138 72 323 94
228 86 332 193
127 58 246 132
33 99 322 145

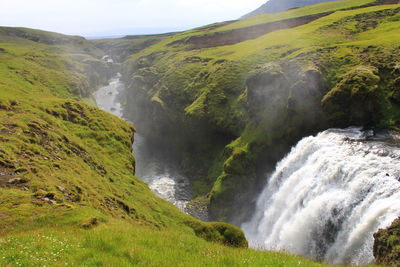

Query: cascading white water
93 73 123 118
133 134 192 211
242 127 400 265
93 71 192 212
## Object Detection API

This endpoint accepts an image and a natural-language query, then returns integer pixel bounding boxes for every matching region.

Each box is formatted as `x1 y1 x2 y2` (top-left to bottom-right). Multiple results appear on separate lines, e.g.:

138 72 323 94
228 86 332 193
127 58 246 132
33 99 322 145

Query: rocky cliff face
109 2 400 226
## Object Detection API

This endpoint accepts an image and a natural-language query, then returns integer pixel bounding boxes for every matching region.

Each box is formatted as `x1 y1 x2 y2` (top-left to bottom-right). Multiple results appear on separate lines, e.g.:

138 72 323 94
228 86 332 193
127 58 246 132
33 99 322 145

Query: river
93 74 192 212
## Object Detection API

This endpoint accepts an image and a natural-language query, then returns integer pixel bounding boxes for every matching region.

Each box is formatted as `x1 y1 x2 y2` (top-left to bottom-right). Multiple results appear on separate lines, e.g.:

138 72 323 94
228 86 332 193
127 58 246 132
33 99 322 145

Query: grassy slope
111 0 400 223
218 0 376 31
0 28 342 266
0 223 335 267
121 0 376 60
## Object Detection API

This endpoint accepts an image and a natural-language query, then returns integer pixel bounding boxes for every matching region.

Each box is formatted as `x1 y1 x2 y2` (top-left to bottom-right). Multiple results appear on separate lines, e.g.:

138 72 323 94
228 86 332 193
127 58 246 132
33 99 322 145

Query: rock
56 185 66 193
186 220 248 248
81 217 100 229
42 197 57 205
322 65 382 127
36 189 48 195
31 199 45 206
7 177 28 184
373 217 400 266
185 197 209 221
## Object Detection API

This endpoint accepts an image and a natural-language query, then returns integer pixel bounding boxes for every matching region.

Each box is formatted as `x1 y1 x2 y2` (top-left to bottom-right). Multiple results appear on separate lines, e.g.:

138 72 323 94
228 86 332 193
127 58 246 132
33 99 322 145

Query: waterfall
242 127 400 265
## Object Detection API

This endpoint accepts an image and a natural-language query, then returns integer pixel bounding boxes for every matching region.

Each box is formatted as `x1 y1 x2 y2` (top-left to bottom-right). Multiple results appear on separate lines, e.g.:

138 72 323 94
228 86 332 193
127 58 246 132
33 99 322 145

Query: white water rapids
93 73 123 118
243 127 400 265
93 73 191 212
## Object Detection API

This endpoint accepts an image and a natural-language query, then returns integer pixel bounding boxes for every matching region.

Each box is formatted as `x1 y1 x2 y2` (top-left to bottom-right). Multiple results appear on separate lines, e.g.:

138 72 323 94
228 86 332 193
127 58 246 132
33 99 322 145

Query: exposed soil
168 12 333 49
377 0 400 4
168 0 398 50
0 167 28 189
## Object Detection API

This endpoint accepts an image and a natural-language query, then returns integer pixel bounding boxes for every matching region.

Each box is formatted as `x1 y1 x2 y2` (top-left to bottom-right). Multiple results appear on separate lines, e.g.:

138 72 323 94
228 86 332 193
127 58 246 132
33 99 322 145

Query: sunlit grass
0 221 373 267
217 0 376 31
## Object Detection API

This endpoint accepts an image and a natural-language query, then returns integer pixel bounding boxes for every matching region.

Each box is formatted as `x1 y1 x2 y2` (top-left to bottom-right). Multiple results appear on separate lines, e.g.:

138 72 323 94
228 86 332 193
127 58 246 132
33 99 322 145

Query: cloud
0 0 266 36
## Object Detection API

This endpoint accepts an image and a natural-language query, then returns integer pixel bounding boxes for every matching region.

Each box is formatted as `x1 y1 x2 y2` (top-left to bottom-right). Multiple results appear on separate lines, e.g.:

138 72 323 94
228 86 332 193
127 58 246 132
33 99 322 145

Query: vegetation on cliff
374 217 400 266
0 27 340 266
96 0 400 225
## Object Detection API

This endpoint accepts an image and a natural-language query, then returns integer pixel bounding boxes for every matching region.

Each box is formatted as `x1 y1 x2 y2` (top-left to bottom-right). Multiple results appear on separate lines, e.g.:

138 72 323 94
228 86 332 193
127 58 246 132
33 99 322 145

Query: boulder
7 177 28 184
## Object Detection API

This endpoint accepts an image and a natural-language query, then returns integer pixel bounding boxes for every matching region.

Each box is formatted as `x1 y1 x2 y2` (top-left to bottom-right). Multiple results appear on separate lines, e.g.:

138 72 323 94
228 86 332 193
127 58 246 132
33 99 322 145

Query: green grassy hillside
0 27 349 266
242 0 358 18
99 0 400 224
1 0 399 264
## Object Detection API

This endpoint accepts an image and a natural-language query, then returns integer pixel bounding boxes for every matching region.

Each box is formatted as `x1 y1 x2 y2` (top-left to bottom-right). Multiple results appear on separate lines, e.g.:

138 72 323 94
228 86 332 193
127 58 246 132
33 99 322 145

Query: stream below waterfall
242 127 400 265
93 74 192 212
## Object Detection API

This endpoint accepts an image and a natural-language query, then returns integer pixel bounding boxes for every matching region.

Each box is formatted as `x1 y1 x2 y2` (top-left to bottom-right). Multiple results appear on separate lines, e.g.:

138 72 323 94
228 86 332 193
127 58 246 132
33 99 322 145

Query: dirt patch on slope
168 12 333 49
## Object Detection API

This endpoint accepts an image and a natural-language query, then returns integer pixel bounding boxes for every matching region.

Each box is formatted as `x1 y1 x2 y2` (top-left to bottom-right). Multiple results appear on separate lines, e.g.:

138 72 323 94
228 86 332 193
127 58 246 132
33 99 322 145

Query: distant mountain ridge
243 0 342 18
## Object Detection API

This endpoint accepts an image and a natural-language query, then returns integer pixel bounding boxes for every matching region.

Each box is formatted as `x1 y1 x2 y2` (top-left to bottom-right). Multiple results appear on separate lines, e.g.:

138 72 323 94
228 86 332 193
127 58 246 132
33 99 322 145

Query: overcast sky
0 0 266 37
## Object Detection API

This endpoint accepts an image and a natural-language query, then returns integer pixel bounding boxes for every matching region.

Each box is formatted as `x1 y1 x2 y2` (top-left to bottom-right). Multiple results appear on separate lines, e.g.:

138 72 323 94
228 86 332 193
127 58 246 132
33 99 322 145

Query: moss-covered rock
185 196 210 221
373 217 400 266
186 220 248 248
322 65 383 127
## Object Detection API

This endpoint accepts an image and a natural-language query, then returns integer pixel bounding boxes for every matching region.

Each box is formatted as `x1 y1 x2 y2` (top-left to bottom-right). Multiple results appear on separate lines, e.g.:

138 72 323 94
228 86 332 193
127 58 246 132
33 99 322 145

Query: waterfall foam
93 73 123 118
242 127 400 265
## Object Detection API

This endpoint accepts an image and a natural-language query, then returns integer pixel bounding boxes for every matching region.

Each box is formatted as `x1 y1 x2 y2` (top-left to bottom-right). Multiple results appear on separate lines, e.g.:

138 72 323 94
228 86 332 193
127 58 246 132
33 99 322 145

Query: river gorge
94 74 400 265
93 74 192 212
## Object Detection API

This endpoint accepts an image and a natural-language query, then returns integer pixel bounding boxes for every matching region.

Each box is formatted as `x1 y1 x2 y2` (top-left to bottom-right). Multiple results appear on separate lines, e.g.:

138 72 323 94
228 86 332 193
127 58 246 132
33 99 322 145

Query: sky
0 0 266 37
